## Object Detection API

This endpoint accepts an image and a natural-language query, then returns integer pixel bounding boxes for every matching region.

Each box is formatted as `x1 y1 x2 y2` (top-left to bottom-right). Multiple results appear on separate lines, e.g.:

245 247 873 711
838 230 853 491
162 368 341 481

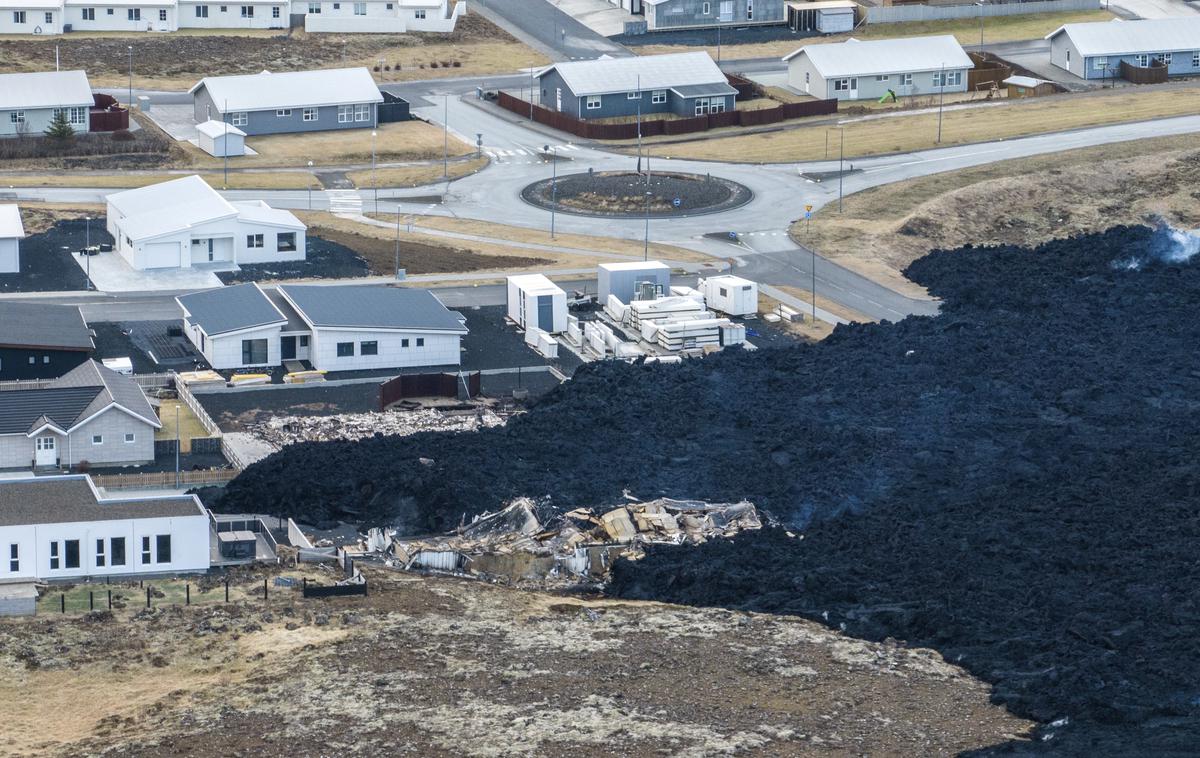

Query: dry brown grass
645 87 1200 162
0 171 315 189
789 132 1200 290
345 156 488 188
15 202 105 234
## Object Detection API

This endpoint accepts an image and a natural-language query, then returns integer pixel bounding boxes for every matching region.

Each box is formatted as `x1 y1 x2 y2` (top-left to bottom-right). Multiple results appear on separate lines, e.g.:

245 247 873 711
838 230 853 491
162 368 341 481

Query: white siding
0 105 87 137
0 237 17 273
0 513 210 581
64 3 179 31
185 321 281 370
109 208 304 270
177 0 287 27
0 6 64 35
309 327 462 371
0 433 41 470
67 410 156 467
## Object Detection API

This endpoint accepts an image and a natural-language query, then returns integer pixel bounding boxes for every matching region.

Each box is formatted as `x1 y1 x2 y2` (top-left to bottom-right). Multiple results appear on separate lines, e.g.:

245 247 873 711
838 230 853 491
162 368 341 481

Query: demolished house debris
358 497 763 586
247 407 507 449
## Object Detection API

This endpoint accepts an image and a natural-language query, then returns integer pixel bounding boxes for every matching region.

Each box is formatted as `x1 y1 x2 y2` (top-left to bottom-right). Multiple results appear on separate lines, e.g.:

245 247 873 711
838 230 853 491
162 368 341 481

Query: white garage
144 241 182 269
0 205 23 275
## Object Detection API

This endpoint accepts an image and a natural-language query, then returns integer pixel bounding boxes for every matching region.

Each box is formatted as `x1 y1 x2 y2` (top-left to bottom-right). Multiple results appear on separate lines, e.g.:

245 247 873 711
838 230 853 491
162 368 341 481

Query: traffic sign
804 210 812 220
805 204 813 212
673 198 682 208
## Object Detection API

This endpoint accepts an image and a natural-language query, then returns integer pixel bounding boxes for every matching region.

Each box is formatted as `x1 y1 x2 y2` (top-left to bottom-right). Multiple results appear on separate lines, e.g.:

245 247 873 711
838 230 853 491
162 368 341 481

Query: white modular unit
196 119 246 157
506 274 567 334
627 296 709 330
701 275 758 316
597 261 671 303
309 328 462 371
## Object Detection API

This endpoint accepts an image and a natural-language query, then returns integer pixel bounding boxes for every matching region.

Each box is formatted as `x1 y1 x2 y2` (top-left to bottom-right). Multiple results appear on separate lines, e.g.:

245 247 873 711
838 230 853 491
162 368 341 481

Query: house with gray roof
1046 17 1200 80
642 0 785 32
0 475 210 582
784 35 974 101
0 70 93 137
0 360 160 470
189 67 383 136
177 283 468 372
536 52 738 120
0 302 94 381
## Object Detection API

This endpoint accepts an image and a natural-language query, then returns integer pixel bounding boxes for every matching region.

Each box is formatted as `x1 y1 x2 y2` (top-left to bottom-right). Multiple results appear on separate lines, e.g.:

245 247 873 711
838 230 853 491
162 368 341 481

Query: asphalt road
471 0 632 61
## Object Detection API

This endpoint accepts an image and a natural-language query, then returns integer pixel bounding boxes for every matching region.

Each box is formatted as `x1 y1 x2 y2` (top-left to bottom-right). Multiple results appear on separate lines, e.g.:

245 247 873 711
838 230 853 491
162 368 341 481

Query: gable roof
0 360 159 436
537 52 737 98
0 476 205 527
0 70 93 111
0 301 93 351
107 175 237 243
278 285 469 333
177 282 288 337
195 119 246 139
783 35 974 77
230 201 305 230
0 205 24 240
188 68 384 112
1045 17 1200 56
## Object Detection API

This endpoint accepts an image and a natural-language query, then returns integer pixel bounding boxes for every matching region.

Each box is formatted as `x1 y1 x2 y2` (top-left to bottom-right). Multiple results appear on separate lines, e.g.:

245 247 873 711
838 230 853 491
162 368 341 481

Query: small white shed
196 119 246 158
507 274 568 334
701 275 758 316
0 205 24 274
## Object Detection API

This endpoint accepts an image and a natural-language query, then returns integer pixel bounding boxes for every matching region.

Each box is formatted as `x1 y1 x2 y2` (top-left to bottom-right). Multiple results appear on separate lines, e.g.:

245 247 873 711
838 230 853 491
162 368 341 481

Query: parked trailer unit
506 274 567 334
700 275 759 316
598 261 671 303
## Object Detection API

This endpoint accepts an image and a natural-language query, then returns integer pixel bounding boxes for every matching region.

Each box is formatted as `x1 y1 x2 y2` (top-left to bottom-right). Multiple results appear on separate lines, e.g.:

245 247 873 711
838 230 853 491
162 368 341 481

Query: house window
9 111 24 123
141 536 151 564
220 4 227 9
11 10 24 23
900 73 912 86
746 0 752 18
308 1 320 11
241 5 253 16
332 1 338 6
416 337 424 347
159 8 167 20
277 232 297 251
49 542 59 570
107 8 113 14
43 355 50 364
95 539 106 567
241 338 268 364
651 90 666 104
195 4 208 16
299 336 309 347
586 95 601 110
276 108 291 117
9 544 18 573
1155 52 1172 65
124 432 135 443
156 535 171 564
933 71 961 87
92 434 103 445
336 342 354 357
1066 49 1070 65
338 104 353 123
702 1 710 12
64 540 80 569
833 78 857 91
414 8 425 17
27 356 34 364
45 11 53 22
875 74 889 82
111 537 126 566
128 8 140 20
1093 56 1107 70
360 340 378 355
82 7 95 19
272 5 280 16
401 338 409 347
1193 51 1200 67
246 233 264 248
627 91 641 99
231 111 248 126
386 2 392 7
353 1 365 13
303 108 318 121
354 103 370 121
1135 54 1149 67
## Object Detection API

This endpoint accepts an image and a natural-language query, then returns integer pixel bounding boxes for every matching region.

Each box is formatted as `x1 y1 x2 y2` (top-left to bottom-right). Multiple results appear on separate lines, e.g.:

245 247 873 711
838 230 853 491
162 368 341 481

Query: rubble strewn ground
217 224 1200 751
0 567 1031 756
247 407 507 449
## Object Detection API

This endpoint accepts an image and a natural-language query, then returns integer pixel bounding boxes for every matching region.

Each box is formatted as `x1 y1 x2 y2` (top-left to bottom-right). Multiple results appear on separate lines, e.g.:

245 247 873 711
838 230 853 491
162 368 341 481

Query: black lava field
218 224 1200 753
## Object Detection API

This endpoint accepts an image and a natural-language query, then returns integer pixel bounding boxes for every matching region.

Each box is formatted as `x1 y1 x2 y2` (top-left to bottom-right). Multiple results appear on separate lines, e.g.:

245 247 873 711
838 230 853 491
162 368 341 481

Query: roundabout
520 170 753 219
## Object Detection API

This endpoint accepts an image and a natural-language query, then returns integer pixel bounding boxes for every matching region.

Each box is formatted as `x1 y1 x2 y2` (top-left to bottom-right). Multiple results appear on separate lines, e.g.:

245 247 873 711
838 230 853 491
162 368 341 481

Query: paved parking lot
144 103 200 141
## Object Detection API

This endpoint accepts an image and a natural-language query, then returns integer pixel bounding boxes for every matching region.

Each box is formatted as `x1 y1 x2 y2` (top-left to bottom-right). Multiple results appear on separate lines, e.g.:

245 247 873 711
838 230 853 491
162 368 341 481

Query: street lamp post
127 46 133 109
543 144 558 238
443 95 449 179
371 130 378 214
529 64 535 120
173 404 180 489
643 191 652 260
307 160 314 210
936 62 946 144
84 216 91 291
977 1 985 49
838 127 844 214
395 205 401 279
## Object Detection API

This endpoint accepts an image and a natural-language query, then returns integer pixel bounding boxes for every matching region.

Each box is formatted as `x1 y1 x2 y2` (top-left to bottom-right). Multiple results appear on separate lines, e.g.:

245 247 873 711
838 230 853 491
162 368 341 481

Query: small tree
44 110 76 143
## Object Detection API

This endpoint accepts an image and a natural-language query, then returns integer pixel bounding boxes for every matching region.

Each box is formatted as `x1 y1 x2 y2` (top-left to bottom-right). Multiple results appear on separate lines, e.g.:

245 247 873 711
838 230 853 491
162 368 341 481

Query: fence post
186 583 190 606
225 579 229 603
89 591 94 611
107 589 112 609
263 578 268 601
60 594 65 613
146 587 151 609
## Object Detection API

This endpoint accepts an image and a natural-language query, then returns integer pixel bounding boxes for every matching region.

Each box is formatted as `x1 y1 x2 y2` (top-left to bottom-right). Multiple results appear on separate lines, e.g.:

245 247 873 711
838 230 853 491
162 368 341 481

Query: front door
207 239 215 262
280 336 297 361
35 436 56 467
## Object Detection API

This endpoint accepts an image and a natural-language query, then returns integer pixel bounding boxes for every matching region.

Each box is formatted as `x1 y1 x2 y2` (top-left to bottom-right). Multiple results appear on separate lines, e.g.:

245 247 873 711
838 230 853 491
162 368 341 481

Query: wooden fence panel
92 468 238 490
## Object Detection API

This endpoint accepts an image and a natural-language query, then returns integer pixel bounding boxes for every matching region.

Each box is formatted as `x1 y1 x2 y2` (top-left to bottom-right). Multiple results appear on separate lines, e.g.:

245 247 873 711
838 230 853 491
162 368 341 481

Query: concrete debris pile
247 407 506 448
373 496 762 585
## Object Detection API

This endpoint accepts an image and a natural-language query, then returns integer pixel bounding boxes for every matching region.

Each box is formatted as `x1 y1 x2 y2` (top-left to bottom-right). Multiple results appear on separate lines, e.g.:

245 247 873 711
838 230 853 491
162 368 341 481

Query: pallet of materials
654 317 731 351
628 296 709 330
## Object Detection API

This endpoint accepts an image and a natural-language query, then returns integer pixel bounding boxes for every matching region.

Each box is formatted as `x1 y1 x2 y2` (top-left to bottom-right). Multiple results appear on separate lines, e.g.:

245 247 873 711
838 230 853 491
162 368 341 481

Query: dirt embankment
0 568 1029 756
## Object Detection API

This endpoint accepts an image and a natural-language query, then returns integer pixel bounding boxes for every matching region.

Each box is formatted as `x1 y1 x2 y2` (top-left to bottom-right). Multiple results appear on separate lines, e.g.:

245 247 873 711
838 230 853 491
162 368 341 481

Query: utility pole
307 160 314 209
84 216 91 291
371 129 378 214
443 95 449 179
978 1 985 49
811 245 816 323
127 46 133 109
529 64 535 120
636 74 642 173
222 99 229 189
716 23 722 64
544 145 558 238
643 191 651 260
395 205 401 278
174 404 180 488
936 62 945 144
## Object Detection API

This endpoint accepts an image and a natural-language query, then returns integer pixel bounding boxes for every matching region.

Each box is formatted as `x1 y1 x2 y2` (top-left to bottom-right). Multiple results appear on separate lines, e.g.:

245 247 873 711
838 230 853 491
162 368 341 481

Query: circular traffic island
521 170 752 218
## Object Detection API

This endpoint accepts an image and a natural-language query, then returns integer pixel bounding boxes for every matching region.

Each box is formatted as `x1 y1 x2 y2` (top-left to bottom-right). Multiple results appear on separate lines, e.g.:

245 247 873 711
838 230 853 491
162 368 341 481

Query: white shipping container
507 274 568 333
701 275 759 317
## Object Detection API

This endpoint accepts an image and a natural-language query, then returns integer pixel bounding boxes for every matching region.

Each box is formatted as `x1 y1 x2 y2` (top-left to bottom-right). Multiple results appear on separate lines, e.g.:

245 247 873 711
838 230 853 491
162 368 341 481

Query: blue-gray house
189 67 383 136
1046 17 1200 80
536 52 738 121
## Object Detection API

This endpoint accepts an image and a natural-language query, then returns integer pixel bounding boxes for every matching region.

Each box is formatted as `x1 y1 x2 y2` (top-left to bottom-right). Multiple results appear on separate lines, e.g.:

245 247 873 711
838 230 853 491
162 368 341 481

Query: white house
784 35 974 101
0 70 92 138
0 0 63 33
195 119 246 157
0 475 210 582
177 0 287 28
506 274 567 334
178 283 469 372
0 205 23 274
299 0 464 33
105 175 305 270
0 360 161 470
64 0 179 30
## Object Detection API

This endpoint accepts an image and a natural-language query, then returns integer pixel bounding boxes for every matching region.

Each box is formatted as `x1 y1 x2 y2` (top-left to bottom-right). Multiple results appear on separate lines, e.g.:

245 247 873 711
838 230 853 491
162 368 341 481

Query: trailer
700 275 758 317
506 274 567 334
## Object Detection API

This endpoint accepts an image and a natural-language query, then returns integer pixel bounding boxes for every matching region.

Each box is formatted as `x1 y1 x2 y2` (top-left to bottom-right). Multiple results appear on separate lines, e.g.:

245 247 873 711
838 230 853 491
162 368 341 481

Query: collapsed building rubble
247 407 507 449
356 497 763 586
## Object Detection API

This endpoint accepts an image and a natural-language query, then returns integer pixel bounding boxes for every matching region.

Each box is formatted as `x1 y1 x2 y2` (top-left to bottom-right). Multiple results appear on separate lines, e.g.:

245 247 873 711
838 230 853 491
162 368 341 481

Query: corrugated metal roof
1045 17 1200 56
538 52 730 97
229 201 304 230
0 70 93 111
177 283 287 337
188 67 384 112
195 119 246 138
0 205 24 239
783 35 974 77
0 302 93 351
107 175 237 243
0 476 204 527
279 285 469 333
